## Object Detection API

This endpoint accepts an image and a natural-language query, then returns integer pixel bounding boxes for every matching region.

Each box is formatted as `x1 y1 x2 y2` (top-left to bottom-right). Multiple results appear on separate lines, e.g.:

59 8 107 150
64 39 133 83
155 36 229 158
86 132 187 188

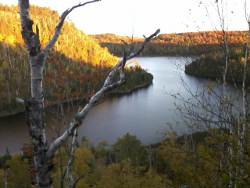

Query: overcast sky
0 0 249 36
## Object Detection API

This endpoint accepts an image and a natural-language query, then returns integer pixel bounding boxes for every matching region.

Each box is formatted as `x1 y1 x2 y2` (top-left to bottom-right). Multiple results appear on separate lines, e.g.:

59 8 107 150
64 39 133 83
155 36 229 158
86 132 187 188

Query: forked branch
44 0 101 57
47 29 160 158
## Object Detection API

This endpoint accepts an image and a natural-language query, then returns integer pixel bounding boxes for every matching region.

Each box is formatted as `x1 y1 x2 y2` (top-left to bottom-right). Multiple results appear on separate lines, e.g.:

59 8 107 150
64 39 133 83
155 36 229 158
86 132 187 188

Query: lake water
0 57 241 154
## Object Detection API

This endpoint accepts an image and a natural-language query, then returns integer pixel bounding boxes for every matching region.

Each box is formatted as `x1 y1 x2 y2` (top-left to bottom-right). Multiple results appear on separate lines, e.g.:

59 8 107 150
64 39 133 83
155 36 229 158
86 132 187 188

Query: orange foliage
0 4 118 114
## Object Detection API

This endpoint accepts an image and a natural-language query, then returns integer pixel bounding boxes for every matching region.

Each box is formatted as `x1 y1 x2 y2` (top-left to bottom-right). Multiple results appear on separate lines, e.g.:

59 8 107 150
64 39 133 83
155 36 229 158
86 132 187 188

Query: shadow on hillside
0 42 113 117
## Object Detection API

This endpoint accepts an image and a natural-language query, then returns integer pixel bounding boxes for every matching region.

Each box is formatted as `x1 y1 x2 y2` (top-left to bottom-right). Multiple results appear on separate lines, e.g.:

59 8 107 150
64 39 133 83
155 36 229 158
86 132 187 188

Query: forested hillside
0 1 249 187
0 5 152 116
185 48 250 85
0 131 249 187
92 31 247 56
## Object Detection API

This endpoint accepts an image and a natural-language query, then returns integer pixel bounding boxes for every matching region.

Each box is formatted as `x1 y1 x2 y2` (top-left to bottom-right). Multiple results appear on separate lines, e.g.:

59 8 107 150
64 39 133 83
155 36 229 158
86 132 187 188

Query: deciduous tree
17 0 160 187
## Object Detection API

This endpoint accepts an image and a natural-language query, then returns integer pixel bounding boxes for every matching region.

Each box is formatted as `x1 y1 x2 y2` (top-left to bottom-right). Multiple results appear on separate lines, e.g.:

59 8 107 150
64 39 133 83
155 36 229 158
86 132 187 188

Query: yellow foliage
240 57 245 64
73 147 94 177
0 5 118 67
5 35 15 46
0 4 119 112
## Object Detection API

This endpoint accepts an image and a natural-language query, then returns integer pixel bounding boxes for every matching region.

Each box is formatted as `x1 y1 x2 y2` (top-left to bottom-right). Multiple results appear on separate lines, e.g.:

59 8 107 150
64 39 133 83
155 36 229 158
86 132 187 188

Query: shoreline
0 78 153 119
106 80 152 96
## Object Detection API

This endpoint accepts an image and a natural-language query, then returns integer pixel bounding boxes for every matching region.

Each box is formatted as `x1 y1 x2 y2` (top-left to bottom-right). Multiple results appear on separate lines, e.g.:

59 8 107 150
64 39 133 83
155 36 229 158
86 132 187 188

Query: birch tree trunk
239 8 250 178
18 1 50 186
18 1 160 187
215 1 235 187
66 129 78 188
18 0 101 186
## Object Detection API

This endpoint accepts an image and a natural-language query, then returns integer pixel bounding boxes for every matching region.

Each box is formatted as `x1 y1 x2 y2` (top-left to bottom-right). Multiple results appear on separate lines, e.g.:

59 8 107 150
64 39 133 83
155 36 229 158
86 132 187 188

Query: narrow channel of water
0 57 242 154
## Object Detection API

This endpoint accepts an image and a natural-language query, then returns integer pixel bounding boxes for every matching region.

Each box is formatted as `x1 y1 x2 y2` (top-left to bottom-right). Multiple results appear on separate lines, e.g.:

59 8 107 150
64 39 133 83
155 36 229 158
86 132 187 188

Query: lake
0 57 241 154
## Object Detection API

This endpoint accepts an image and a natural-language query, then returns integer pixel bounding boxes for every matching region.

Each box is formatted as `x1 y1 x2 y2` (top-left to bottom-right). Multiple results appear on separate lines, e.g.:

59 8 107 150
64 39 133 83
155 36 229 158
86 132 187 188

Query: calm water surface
0 57 239 154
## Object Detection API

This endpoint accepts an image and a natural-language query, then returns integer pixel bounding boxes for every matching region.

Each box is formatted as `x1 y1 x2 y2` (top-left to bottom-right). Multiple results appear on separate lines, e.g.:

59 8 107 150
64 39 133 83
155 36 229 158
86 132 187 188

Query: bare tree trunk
58 148 66 188
4 168 8 188
148 145 153 170
18 0 101 187
17 1 160 187
26 52 54 187
215 1 235 187
239 8 250 178
18 1 51 186
66 129 78 188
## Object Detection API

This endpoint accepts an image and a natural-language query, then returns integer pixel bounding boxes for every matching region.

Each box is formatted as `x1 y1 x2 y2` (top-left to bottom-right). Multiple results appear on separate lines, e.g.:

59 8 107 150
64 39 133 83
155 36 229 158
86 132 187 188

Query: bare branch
46 62 125 158
16 97 25 105
127 29 160 60
18 0 41 56
47 29 160 158
44 0 101 57
18 0 33 47
66 128 78 188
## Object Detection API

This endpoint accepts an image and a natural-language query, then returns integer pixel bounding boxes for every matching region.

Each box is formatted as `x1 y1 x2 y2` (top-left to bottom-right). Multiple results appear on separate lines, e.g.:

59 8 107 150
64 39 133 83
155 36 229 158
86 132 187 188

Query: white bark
43 0 101 59
47 29 160 158
239 5 250 177
18 0 101 187
18 0 160 186
66 128 78 188
216 1 234 187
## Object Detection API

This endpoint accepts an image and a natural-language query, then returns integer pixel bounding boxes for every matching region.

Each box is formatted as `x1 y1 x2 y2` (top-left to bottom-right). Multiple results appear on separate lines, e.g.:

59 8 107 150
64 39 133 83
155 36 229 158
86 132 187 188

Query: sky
0 0 249 36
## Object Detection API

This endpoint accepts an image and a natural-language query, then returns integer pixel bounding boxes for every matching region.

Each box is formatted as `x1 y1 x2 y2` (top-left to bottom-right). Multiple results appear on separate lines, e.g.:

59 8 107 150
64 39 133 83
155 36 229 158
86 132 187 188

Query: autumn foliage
92 31 248 56
0 5 152 116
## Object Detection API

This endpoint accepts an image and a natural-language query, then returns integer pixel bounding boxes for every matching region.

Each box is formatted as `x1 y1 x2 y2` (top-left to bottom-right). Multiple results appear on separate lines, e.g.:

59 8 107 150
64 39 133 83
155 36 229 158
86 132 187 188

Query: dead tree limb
215 2 234 187
66 128 78 188
18 0 160 186
47 29 160 159
18 0 101 187
239 2 250 177
44 0 100 58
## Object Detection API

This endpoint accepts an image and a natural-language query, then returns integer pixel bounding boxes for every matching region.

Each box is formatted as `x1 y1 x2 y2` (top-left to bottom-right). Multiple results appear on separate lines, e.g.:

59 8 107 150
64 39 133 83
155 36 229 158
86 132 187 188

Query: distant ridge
91 31 247 56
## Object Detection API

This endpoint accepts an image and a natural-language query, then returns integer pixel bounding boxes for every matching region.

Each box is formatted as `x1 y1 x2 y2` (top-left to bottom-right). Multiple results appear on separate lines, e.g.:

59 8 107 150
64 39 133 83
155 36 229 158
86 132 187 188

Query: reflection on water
78 57 214 146
0 57 242 154
0 113 29 154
